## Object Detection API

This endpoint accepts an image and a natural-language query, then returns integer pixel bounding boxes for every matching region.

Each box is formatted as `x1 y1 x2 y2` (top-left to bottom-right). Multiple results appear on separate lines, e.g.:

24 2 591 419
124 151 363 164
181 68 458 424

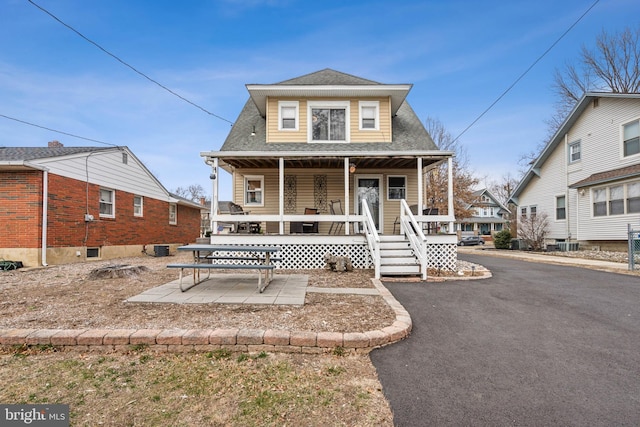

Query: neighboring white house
510 93 640 251
456 188 509 238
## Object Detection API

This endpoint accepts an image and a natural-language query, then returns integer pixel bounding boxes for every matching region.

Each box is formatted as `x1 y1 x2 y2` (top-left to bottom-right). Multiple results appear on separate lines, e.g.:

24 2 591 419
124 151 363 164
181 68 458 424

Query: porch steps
379 235 421 277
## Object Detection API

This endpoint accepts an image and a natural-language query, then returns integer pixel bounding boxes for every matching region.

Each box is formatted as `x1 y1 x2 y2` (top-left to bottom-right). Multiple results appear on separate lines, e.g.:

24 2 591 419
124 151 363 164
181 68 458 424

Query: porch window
359 101 379 130
308 101 348 142
628 182 640 213
593 188 607 216
99 188 115 218
609 185 624 215
245 176 264 206
623 119 640 157
387 176 406 200
556 195 566 220
133 195 143 217
568 140 581 163
169 203 177 224
279 101 298 131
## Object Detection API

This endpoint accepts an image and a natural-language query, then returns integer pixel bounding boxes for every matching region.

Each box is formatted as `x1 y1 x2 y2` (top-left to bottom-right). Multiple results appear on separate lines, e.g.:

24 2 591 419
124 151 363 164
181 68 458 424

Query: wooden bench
197 255 282 263
167 263 275 293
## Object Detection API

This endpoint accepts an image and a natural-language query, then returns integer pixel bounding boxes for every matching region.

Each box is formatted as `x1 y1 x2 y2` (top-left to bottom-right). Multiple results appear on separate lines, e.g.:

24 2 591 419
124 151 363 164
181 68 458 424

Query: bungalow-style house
0 142 203 266
201 69 458 278
456 188 510 238
510 93 640 251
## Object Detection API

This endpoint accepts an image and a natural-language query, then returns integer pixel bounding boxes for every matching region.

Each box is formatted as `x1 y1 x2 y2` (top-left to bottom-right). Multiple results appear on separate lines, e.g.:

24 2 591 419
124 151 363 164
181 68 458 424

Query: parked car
457 236 485 246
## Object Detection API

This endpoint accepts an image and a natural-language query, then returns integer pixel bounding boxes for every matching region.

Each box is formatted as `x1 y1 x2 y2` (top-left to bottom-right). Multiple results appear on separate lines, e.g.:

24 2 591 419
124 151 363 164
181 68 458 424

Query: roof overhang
201 150 453 171
246 84 413 117
0 161 48 171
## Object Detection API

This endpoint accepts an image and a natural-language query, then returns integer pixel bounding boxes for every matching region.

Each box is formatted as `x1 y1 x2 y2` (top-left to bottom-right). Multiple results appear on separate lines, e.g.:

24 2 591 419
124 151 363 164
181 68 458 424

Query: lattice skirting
427 244 458 271
206 243 373 270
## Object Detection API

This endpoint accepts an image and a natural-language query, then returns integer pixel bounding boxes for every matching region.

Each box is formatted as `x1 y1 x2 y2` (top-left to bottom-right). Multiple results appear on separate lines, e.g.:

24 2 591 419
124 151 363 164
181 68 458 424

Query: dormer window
308 101 349 143
359 101 379 130
279 101 299 131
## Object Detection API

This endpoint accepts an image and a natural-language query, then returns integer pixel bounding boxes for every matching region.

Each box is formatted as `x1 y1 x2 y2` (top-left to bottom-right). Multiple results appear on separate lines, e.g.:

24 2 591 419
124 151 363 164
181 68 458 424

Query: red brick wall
1 171 200 249
0 170 43 248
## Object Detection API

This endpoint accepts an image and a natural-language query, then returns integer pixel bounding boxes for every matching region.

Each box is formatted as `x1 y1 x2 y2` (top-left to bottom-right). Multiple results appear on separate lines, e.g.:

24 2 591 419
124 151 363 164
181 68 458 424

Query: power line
27 0 234 126
0 113 117 146
452 0 600 143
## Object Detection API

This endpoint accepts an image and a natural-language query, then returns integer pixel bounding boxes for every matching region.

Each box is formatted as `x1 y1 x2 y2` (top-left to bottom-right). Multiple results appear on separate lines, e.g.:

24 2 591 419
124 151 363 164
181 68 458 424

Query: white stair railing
360 200 381 279
399 199 428 280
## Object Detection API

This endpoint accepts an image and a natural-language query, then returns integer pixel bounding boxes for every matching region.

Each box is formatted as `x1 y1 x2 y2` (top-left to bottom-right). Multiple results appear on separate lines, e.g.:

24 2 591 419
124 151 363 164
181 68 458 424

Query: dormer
246 80 411 144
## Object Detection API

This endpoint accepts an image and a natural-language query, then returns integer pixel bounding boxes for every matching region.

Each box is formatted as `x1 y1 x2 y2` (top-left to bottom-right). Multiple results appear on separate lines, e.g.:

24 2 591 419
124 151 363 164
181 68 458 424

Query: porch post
279 157 284 234
448 157 454 231
210 157 219 235
417 157 423 213
344 157 350 235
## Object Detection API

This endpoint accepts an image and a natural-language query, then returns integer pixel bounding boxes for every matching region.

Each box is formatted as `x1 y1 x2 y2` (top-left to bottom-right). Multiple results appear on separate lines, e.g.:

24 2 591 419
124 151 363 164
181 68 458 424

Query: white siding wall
35 149 170 201
520 97 640 242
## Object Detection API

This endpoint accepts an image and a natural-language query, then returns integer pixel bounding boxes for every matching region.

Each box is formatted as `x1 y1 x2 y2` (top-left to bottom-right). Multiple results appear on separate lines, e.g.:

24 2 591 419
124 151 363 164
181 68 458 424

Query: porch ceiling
218 156 444 170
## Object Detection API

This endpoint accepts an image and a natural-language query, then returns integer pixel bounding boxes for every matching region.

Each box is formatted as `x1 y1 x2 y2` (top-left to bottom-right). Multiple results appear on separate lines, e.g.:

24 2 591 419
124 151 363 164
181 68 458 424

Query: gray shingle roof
0 146 111 161
220 69 438 153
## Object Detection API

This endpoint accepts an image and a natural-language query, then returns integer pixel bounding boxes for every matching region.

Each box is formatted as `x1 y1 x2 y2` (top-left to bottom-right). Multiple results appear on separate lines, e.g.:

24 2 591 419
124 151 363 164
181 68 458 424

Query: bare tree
517 211 549 251
424 117 478 219
173 184 208 203
551 26 640 134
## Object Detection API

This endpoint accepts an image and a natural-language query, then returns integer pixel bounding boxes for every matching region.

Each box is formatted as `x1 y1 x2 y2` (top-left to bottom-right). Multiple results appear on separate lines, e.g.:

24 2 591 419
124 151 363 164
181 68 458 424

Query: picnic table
168 244 281 293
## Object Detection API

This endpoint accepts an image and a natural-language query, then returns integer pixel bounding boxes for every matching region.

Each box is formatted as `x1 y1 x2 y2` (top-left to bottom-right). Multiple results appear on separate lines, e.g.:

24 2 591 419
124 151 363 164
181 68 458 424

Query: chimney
48 140 64 148
200 197 206 206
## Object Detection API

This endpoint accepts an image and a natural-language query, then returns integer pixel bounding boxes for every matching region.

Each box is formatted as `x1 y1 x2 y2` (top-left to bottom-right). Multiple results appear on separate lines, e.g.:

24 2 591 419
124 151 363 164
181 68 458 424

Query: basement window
86 248 100 258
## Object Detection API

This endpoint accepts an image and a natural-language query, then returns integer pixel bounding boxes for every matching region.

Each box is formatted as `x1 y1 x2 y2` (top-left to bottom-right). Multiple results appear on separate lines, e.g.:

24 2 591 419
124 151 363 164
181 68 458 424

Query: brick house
0 142 203 266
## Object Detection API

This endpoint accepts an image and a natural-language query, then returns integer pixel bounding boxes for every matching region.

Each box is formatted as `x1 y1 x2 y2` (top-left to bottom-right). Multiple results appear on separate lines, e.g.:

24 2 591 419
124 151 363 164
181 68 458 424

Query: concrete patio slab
126 273 309 305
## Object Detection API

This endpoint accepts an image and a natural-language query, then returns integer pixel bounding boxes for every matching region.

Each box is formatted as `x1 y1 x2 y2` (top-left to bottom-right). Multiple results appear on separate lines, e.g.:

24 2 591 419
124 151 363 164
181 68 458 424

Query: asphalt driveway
371 253 640 426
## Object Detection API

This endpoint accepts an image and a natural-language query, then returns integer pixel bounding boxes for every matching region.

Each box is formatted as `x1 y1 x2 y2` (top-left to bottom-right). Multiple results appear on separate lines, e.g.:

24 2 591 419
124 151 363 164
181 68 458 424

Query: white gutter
23 162 49 266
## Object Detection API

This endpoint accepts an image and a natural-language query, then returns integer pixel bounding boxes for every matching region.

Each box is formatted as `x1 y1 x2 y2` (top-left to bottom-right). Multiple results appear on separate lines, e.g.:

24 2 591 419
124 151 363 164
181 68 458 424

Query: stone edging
0 279 411 354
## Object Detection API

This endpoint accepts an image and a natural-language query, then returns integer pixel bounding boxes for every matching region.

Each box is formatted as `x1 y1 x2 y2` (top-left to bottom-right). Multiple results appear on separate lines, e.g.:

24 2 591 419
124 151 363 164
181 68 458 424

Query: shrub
493 229 512 249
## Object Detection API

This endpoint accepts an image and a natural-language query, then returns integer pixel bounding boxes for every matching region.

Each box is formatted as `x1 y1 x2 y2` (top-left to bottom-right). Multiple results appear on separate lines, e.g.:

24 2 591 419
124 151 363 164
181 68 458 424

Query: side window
169 203 177 224
609 185 624 215
556 195 566 220
568 140 581 163
387 176 406 200
520 206 527 220
530 206 537 218
623 119 640 157
359 101 379 130
245 176 264 206
628 182 640 213
99 188 115 218
133 195 143 217
279 101 299 131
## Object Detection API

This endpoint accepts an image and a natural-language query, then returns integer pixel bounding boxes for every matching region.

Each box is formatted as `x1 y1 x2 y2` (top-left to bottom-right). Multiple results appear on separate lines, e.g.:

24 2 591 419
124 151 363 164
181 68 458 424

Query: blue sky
2 0 639 201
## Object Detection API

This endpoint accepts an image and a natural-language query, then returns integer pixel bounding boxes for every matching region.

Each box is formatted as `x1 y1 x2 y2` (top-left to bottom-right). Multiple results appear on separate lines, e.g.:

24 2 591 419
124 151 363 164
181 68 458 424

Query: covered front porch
201 151 458 278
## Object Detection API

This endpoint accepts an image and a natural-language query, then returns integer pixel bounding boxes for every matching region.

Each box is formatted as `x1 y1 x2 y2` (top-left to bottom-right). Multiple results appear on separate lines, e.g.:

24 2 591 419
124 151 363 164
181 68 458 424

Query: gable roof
211 69 447 169
0 146 111 162
510 92 640 203
469 188 510 212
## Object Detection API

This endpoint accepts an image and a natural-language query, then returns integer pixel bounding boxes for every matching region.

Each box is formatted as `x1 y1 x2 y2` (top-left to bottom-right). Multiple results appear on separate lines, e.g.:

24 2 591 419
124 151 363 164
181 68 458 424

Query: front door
355 176 383 232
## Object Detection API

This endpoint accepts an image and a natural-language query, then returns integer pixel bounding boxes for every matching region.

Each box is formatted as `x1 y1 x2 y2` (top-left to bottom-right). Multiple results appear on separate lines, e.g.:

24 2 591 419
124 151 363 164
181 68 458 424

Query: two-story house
510 93 640 251
200 69 458 278
456 188 510 238
0 142 203 266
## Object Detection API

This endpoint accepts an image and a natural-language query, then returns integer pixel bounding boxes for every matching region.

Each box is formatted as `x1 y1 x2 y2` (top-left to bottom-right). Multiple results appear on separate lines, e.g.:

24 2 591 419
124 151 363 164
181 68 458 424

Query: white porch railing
399 199 428 280
360 200 381 279
211 214 364 235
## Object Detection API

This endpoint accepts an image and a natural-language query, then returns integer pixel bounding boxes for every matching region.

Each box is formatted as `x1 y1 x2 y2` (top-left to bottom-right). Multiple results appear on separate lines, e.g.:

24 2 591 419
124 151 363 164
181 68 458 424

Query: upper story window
169 203 177 224
279 101 299 131
556 195 566 220
133 195 143 217
387 176 406 200
245 175 264 206
359 101 379 130
568 140 581 163
99 188 115 218
623 119 640 157
308 101 349 143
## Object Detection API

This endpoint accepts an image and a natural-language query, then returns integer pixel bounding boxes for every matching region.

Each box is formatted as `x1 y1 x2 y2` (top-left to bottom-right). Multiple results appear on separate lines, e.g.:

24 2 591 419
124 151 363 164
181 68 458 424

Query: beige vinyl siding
265 97 392 144
233 167 421 234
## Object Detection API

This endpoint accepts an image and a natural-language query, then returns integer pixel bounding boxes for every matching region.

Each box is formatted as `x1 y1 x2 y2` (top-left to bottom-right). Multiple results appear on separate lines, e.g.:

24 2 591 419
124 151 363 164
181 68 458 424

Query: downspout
24 162 49 266
448 157 454 232
564 134 571 241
